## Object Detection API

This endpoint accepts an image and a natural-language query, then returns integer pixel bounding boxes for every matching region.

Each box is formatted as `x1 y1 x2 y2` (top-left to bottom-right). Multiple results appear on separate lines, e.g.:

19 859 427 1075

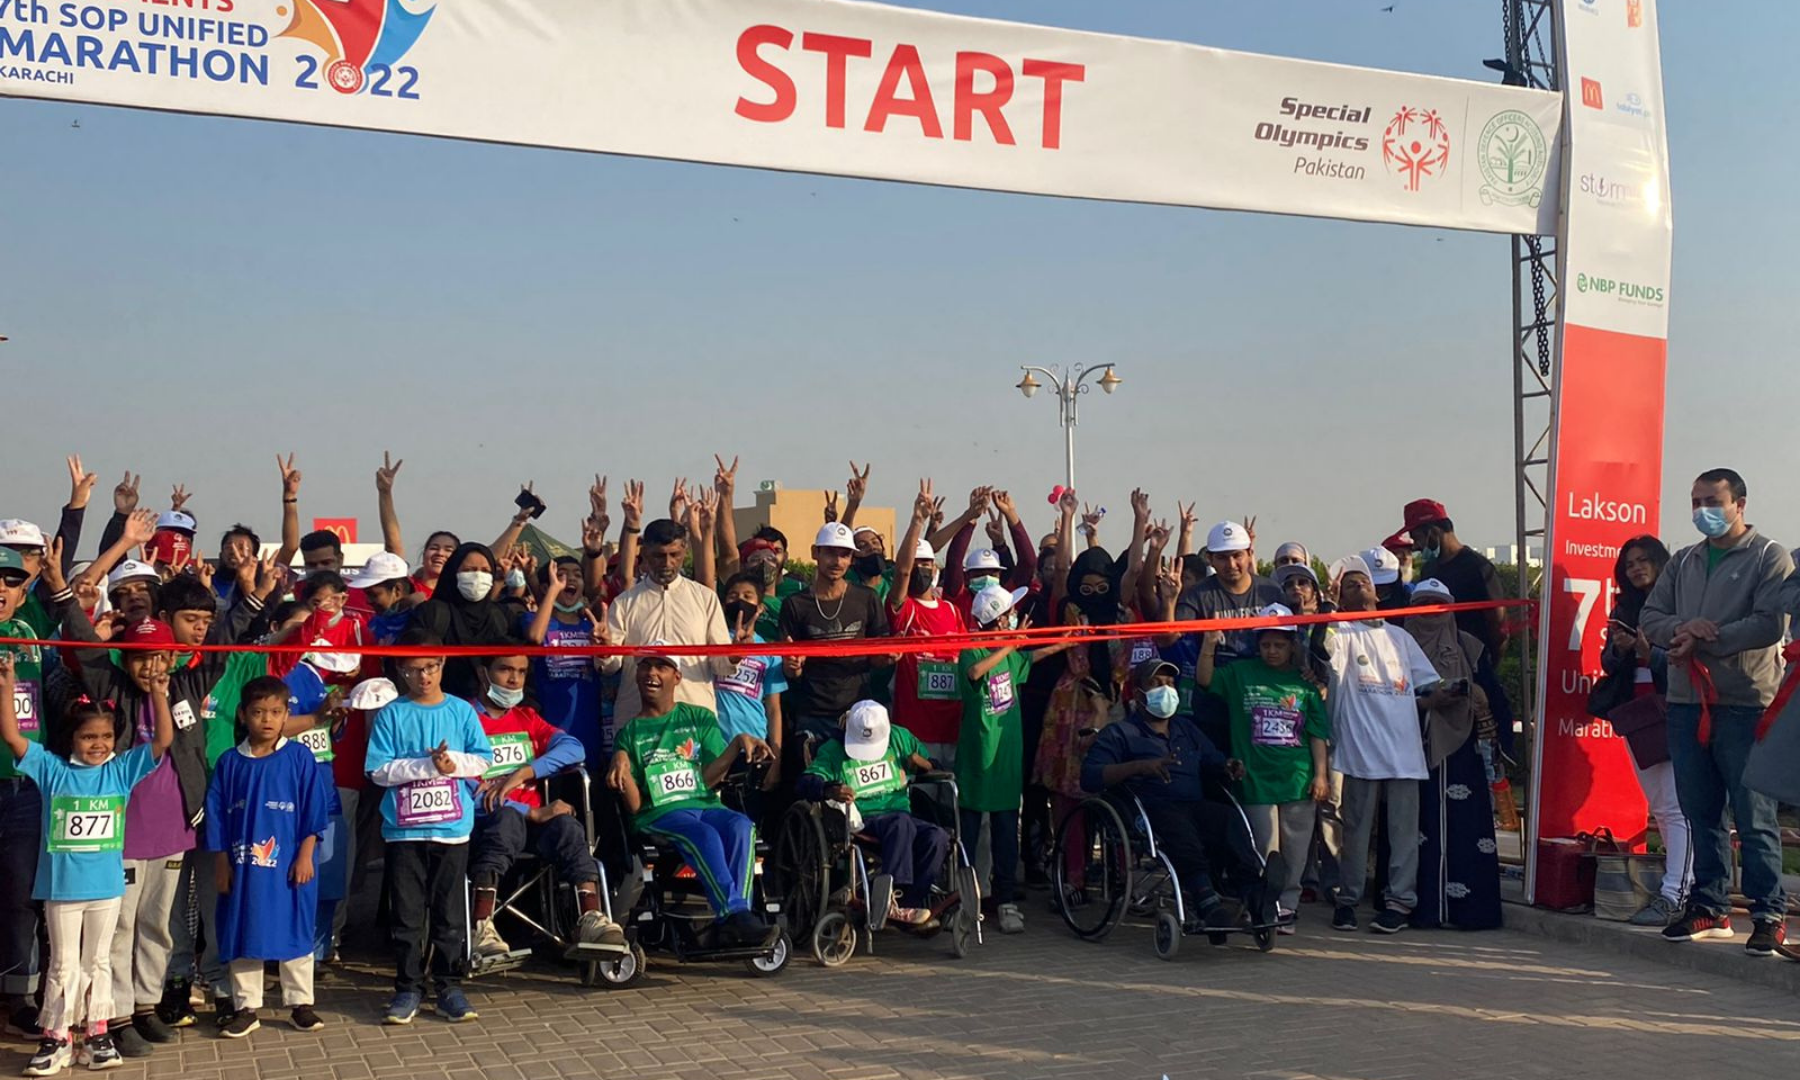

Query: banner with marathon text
1 0 1561 232
1528 0 1673 892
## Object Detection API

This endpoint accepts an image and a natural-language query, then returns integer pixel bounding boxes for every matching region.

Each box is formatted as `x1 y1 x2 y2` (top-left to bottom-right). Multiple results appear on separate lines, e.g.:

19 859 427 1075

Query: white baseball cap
0 520 47 549
1206 521 1251 553
107 560 160 591
305 645 362 675
972 583 1029 627
347 677 400 712
913 539 936 562
156 511 197 534
1359 546 1402 586
1329 555 1373 585
843 700 892 762
346 551 411 589
1412 577 1454 603
851 525 879 539
963 547 1003 572
813 522 857 551
1256 602 1299 634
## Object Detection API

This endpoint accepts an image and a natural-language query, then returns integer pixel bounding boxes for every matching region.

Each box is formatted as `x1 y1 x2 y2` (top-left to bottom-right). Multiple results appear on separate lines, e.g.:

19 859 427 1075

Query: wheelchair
585 762 791 988
767 771 981 967
1050 780 1289 959
463 766 627 988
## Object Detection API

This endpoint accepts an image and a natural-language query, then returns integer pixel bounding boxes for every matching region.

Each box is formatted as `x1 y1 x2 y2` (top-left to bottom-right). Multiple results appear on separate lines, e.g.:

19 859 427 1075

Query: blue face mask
487 683 524 709
1693 506 1732 539
1143 685 1179 719
969 575 999 593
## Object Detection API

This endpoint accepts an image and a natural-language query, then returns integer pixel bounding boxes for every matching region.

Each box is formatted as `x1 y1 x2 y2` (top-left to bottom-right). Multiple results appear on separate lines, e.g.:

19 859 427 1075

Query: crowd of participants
0 453 1795 1075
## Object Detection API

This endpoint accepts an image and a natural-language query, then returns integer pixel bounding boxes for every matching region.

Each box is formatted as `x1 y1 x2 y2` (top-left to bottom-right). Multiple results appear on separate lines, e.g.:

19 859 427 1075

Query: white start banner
0 0 1562 233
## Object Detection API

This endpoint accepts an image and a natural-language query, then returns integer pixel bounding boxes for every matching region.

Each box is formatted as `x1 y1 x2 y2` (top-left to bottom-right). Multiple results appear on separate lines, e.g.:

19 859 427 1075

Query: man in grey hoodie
1640 468 1793 956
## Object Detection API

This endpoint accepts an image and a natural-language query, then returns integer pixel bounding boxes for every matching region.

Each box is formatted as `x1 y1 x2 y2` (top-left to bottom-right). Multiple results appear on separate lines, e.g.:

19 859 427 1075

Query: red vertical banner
1534 325 1665 844
1531 0 1673 900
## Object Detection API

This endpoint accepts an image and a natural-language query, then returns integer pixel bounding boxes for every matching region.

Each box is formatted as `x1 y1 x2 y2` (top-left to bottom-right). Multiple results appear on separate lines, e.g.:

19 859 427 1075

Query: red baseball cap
1401 499 1450 534
1381 529 1416 554
124 619 177 648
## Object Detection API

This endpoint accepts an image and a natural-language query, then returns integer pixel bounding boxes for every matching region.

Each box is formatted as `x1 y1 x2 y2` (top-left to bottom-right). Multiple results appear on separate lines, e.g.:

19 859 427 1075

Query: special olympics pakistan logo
1381 107 1450 192
1478 111 1548 207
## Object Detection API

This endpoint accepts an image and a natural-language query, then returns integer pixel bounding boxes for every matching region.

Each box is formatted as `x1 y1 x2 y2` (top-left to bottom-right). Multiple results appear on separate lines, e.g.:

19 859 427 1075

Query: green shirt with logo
616 702 727 828
200 652 269 769
804 723 923 817
1208 659 1331 806
955 648 1031 812
1 603 55 782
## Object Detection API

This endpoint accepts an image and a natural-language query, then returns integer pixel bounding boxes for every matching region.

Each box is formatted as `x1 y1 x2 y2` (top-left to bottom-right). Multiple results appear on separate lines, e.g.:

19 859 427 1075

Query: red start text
734 24 1085 150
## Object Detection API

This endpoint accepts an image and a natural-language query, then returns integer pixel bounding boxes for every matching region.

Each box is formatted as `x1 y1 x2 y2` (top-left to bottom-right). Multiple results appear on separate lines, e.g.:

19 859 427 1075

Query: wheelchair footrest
563 940 631 961
470 949 533 976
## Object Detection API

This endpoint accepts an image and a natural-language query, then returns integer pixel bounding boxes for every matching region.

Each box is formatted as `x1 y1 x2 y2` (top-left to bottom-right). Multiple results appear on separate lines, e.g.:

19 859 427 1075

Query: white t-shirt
1325 621 1441 780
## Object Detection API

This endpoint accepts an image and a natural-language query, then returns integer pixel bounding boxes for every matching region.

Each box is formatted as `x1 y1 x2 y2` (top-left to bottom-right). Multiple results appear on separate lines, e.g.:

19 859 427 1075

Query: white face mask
456 571 494 602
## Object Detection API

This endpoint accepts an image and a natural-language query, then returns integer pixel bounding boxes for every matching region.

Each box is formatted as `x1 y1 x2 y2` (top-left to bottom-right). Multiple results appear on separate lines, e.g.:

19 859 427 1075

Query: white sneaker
576 910 627 949
472 918 512 958
997 903 1026 934
25 1037 72 1076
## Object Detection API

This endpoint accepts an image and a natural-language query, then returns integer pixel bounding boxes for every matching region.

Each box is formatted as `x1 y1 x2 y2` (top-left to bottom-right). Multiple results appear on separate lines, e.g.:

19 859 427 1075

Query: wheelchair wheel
746 930 792 977
1052 797 1133 941
949 863 980 958
584 942 646 989
1154 911 1181 961
811 912 856 967
768 804 831 941
1254 926 1276 953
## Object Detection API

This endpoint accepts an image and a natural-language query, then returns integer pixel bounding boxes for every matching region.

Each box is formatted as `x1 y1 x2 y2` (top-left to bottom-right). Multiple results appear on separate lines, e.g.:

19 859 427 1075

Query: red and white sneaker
1745 919 1787 958
1661 907 1734 942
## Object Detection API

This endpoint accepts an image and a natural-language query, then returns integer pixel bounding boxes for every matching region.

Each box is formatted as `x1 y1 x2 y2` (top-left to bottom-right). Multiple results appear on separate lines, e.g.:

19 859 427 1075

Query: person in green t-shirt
800 701 943 924
606 652 773 944
957 584 1076 935
1197 603 1331 924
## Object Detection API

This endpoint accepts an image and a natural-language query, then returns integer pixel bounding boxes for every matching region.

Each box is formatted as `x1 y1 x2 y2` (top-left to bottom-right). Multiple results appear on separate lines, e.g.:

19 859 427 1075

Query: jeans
1667 703 1787 920
960 809 1019 905
0 779 43 998
167 848 226 997
469 810 598 887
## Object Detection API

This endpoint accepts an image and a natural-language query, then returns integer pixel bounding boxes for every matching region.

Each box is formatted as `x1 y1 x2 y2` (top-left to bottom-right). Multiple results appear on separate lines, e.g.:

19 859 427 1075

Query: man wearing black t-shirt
1164 520 1282 747
1402 500 1504 656
779 522 893 744
1402 499 1515 752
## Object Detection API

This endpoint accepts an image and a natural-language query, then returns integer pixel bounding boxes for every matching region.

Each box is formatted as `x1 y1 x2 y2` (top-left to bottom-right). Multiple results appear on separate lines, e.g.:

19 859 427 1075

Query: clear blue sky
2 0 1794 562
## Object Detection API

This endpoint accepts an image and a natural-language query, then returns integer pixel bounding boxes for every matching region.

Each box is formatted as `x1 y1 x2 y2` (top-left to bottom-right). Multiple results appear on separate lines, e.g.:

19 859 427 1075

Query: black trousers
1143 799 1253 904
386 841 469 996
469 810 597 887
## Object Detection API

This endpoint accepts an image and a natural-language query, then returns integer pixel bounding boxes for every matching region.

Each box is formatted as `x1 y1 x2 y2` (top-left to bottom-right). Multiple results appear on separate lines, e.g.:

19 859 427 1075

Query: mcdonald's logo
1580 78 1603 110
312 518 359 544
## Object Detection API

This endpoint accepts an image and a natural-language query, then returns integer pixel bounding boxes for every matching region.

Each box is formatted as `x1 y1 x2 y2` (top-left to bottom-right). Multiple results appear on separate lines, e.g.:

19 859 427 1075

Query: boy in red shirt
468 652 626 958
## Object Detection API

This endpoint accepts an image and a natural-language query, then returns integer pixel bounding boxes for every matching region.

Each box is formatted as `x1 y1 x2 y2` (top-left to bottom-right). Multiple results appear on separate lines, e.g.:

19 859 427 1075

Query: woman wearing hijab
1599 536 1690 926
1034 546 1130 904
407 543 516 699
1405 578 1503 930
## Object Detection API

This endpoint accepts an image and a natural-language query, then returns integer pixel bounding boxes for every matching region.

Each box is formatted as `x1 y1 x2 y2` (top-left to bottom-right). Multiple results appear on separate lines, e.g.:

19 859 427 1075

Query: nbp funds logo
280 0 437 95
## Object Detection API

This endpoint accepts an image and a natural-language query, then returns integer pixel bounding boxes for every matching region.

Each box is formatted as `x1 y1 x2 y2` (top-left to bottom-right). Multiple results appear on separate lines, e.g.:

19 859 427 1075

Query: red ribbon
0 599 1534 659
1686 658 1719 746
1755 641 1800 742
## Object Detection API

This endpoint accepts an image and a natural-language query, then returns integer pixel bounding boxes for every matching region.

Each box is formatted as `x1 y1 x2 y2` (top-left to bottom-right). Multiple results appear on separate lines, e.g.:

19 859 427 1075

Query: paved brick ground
9 908 1799 1080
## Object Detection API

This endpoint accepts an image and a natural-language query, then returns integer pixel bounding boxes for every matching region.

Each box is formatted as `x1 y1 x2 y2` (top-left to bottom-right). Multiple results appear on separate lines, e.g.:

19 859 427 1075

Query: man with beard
601 513 734 724
1163 521 1282 747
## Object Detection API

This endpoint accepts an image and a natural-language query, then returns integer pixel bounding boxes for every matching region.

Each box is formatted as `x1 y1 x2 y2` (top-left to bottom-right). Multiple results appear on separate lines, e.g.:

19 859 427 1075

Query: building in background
734 482 895 560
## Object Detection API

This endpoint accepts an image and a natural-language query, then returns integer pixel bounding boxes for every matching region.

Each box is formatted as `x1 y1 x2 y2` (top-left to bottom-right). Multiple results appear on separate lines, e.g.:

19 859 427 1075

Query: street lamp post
1015 364 1122 491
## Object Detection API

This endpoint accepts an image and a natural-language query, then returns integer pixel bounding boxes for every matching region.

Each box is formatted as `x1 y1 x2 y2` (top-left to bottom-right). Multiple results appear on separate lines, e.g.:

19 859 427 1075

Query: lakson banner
0 3 1667 857
1528 0 1674 896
